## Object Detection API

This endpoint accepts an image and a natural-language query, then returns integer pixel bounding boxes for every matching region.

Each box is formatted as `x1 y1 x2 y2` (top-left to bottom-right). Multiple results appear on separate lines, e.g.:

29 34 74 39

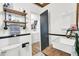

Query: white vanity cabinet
0 35 32 56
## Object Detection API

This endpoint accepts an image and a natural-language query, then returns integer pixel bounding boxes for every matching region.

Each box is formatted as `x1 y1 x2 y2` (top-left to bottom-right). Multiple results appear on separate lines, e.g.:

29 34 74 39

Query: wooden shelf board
7 24 25 27
4 20 26 24
3 8 27 16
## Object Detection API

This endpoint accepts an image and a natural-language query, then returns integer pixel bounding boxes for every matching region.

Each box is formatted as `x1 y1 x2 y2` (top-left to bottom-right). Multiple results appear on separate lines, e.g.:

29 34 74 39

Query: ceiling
34 3 49 8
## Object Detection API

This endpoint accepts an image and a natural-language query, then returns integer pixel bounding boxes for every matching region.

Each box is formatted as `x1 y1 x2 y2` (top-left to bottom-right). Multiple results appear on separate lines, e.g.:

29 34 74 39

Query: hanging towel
9 24 20 35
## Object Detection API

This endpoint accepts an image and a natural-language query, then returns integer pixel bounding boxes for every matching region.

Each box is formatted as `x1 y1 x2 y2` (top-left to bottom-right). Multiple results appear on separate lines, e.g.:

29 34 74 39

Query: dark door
40 10 49 51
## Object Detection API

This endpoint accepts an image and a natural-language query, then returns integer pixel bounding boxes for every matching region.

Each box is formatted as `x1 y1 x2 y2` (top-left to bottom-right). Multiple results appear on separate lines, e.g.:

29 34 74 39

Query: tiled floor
32 42 71 56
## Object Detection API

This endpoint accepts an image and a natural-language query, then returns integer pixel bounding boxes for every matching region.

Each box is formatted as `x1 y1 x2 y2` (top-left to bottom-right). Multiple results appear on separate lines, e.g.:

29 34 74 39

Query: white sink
60 37 75 46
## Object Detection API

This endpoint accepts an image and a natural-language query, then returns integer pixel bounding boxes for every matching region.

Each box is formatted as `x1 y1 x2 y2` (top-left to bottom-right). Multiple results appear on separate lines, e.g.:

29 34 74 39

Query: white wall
49 3 76 34
13 3 42 14
31 13 40 43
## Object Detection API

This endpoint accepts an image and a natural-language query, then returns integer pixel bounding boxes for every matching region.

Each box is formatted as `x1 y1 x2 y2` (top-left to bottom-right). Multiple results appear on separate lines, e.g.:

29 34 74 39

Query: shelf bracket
4 9 8 30
23 10 26 29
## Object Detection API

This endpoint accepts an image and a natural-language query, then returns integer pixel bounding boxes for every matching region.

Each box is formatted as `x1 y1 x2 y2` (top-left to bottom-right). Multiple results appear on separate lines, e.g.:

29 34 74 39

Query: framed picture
31 20 38 31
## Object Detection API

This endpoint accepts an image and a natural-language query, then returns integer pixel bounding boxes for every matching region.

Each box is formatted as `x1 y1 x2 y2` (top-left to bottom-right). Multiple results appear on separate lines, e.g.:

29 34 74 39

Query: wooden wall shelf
3 7 27 30
3 7 27 16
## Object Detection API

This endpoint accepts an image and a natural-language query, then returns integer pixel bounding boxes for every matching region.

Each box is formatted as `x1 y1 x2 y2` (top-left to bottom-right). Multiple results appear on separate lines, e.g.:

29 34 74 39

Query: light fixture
34 3 49 8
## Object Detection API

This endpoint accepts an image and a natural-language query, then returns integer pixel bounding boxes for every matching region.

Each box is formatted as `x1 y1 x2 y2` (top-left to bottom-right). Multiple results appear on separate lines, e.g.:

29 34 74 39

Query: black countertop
0 33 31 39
